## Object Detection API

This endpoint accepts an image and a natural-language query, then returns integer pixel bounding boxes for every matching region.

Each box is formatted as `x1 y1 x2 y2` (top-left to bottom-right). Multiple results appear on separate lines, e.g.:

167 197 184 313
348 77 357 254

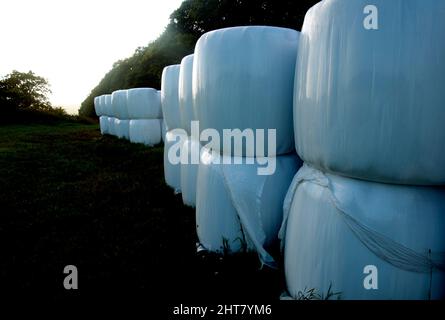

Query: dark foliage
79 0 320 117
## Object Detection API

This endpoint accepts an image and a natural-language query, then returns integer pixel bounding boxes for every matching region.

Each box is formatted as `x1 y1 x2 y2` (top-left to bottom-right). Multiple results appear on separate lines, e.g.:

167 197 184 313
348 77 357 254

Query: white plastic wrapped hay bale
196 147 301 266
193 26 300 157
99 116 108 135
280 164 445 300
163 130 187 193
111 90 129 120
294 0 445 185
103 94 112 117
161 65 181 130
115 119 130 140
107 117 116 136
129 119 162 146
180 137 202 207
94 96 101 117
179 54 195 135
127 88 162 119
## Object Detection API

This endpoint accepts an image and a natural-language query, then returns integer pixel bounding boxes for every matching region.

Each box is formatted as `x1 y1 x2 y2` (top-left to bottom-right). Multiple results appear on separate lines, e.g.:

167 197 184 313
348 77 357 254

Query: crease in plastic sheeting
279 164 445 274
221 164 276 268
279 164 328 248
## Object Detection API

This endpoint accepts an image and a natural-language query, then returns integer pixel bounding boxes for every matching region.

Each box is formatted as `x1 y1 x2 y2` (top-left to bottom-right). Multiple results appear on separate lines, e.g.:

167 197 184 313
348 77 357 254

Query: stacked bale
103 94 112 135
162 64 185 193
94 96 106 135
193 26 302 266
127 88 163 146
179 54 201 207
111 90 130 139
281 0 445 299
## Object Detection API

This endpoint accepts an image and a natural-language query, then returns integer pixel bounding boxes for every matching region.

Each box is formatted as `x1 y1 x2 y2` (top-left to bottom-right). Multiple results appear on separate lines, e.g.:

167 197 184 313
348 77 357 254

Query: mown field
0 122 282 301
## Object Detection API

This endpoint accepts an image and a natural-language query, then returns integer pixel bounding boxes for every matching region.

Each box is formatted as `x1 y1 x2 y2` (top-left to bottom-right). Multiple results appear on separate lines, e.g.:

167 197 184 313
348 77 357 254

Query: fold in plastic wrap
193 26 300 157
294 0 445 185
127 88 162 120
196 147 301 266
161 65 181 130
111 90 129 120
280 164 445 300
129 119 162 146
179 54 195 135
180 137 202 207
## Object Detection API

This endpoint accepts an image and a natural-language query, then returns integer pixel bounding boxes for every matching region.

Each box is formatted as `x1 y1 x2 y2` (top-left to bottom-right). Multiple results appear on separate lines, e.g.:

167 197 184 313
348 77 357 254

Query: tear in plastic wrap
196 147 301 266
280 164 445 300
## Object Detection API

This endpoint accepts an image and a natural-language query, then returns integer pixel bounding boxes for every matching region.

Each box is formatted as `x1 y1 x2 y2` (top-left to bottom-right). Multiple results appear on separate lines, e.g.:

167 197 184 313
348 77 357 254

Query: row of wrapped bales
127 88 163 146
94 94 112 135
191 26 302 267
94 89 163 146
281 0 445 299
162 65 183 193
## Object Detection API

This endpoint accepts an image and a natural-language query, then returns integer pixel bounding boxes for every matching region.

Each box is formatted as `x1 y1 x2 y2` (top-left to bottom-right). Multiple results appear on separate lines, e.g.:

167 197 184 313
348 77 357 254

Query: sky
0 0 184 114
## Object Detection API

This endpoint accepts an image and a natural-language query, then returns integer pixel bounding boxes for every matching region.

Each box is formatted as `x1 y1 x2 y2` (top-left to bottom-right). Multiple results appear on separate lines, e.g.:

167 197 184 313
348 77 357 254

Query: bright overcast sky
0 0 184 114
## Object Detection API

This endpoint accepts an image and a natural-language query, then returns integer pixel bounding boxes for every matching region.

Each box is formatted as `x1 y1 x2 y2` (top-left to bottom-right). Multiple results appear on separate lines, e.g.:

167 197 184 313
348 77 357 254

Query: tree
79 0 320 117
0 70 52 113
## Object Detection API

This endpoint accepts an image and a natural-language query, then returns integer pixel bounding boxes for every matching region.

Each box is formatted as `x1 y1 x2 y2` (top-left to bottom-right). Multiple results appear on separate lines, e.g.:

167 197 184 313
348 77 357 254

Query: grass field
0 122 282 301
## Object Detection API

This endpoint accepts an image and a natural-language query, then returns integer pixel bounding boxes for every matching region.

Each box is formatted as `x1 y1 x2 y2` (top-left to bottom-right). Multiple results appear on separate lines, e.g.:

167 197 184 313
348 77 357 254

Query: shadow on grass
0 122 283 302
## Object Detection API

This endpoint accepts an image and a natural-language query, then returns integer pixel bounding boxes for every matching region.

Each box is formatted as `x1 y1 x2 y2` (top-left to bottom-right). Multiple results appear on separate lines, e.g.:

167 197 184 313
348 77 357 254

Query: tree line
79 0 319 118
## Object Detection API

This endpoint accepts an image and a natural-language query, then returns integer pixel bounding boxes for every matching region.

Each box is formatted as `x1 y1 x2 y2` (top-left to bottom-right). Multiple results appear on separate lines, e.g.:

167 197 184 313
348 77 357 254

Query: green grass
0 122 282 300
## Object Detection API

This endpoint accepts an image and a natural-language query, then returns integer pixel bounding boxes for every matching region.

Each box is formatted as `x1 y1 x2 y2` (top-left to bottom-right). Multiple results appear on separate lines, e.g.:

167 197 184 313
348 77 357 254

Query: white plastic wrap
94 96 100 116
161 119 167 143
99 95 106 116
99 116 108 135
161 65 181 130
129 119 162 146
107 117 117 136
180 137 202 207
196 147 301 266
193 26 300 157
127 88 162 119
280 164 445 300
294 0 445 185
115 119 130 140
163 130 187 193
179 54 195 135
111 90 129 120
104 94 112 117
